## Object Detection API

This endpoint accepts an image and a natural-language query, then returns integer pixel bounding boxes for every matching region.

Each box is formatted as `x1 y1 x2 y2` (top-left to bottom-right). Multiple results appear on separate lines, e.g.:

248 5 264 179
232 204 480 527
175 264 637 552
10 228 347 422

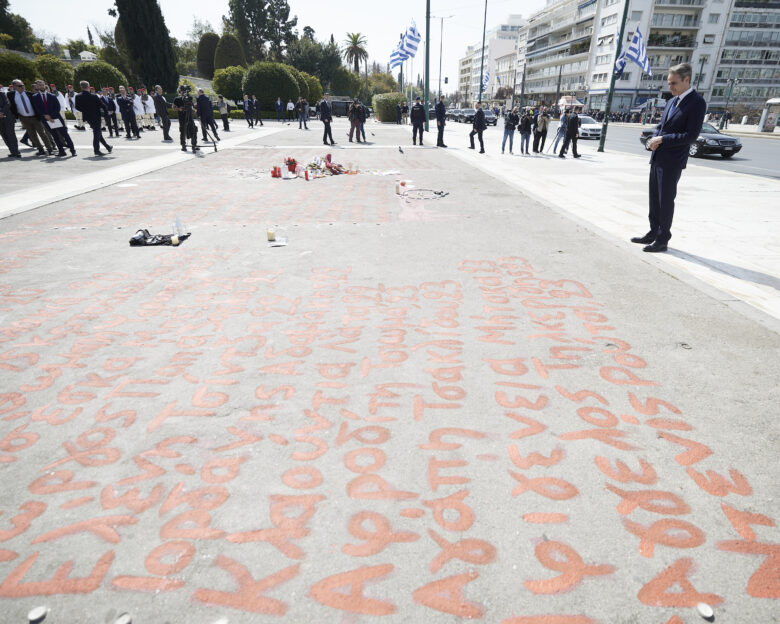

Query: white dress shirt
15 91 34 116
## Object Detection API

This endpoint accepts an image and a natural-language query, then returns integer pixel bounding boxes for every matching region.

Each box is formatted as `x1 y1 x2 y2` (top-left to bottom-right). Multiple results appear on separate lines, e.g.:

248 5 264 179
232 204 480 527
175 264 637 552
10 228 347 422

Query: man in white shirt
286 99 294 121
130 87 145 133
8 79 54 155
67 85 84 130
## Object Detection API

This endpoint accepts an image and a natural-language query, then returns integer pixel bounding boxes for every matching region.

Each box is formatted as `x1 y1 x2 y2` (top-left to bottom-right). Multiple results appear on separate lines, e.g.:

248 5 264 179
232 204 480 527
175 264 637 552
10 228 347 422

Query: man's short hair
80 80 89 89
668 62 692 82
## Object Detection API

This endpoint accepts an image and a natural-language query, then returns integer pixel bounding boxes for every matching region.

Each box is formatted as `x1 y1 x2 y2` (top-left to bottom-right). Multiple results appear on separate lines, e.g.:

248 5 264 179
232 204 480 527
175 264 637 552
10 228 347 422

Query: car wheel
721 153 734 159
688 142 700 157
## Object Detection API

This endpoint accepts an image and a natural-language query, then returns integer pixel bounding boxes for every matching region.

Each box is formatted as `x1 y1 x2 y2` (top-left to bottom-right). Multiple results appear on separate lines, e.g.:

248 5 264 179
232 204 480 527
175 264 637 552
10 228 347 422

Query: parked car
639 122 742 158
483 111 498 126
447 109 461 122
459 108 477 123
577 115 602 139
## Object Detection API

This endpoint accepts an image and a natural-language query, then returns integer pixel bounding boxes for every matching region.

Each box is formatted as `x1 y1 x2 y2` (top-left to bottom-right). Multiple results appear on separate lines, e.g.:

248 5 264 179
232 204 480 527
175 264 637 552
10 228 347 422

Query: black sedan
459 108 476 124
639 122 742 158
483 111 498 126
447 109 460 122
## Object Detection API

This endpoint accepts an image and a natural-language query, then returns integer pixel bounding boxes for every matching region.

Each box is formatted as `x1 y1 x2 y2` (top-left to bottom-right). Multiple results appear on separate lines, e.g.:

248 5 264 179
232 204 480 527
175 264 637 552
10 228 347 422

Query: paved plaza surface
0 118 779 624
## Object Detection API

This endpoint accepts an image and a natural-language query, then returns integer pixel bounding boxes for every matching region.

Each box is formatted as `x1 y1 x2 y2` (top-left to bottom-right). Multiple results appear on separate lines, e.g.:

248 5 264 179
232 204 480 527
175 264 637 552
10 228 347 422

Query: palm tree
342 33 368 74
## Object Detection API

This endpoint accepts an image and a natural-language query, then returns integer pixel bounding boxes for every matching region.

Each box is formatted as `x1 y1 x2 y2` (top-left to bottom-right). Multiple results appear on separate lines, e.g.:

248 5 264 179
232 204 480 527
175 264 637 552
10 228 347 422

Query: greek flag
615 25 652 77
482 71 490 90
390 43 408 69
401 21 422 58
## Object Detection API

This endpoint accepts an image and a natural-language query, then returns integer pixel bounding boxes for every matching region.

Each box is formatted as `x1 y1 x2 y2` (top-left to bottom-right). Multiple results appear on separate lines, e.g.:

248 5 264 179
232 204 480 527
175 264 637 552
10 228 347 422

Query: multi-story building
523 0 596 107
457 15 527 104
710 0 780 112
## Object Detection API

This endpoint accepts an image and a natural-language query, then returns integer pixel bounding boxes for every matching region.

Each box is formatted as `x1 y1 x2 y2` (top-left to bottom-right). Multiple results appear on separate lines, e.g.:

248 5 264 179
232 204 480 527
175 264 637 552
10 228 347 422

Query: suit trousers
18 116 53 152
469 128 484 151
104 112 119 136
561 135 578 157
244 111 253 127
322 121 334 144
159 114 172 140
648 162 682 245
0 115 20 155
412 121 424 144
220 114 230 131
122 112 139 137
48 118 75 153
437 122 445 146
87 118 110 153
254 110 263 126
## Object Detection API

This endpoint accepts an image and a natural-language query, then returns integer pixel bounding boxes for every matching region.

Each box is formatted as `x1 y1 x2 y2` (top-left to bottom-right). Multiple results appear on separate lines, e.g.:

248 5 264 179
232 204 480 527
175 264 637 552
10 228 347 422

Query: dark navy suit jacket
31 92 63 120
650 89 706 170
74 91 107 123
320 100 332 122
435 101 446 123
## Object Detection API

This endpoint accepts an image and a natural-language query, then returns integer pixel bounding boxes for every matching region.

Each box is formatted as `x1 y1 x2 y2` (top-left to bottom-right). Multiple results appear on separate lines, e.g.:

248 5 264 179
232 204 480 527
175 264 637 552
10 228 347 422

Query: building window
604 0 619 6
601 13 618 27
631 11 643 21
619 72 632 81
704 34 715 44
709 13 720 24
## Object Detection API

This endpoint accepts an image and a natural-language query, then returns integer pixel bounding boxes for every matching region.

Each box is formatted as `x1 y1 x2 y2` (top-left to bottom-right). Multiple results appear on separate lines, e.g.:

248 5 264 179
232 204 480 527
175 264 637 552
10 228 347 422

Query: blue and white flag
390 44 408 69
482 71 490 90
401 21 422 59
615 25 652 77
496 75 501 85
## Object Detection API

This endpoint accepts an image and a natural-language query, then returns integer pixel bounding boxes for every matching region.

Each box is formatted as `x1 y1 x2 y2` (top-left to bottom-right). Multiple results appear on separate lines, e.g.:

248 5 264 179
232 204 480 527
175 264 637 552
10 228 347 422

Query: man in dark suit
0 88 21 158
469 102 486 153
8 79 54 155
320 93 335 146
242 94 254 128
116 85 140 139
153 85 173 141
32 80 75 157
100 87 119 137
196 89 220 142
75 80 112 156
410 96 425 145
632 63 706 253
558 110 580 159
435 95 447 148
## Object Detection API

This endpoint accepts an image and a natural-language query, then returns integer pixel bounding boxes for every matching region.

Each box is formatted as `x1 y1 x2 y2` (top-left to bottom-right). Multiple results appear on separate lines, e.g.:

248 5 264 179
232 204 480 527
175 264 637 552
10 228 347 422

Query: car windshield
579 116 597 124
485 112 495 117
700 123 720 134
463 109 476 114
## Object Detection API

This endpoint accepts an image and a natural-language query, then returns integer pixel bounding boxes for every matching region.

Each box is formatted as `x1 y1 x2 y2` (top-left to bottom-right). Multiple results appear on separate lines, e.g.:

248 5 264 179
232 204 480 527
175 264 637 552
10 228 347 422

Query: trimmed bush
197 32 220 79
242 62 298 112
33 54 74 90
0 52 37 86
329 67 362 98
213 66 245 102
301 71 323 104
372 92 406 123
73 61 128 91
214 33 246 71
285 65 308 100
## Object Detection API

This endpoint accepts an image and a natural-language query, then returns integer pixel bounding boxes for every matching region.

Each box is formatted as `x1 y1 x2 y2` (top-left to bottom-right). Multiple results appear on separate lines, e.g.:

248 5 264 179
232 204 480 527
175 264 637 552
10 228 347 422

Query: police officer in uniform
410 96 425 146
435 95 447 147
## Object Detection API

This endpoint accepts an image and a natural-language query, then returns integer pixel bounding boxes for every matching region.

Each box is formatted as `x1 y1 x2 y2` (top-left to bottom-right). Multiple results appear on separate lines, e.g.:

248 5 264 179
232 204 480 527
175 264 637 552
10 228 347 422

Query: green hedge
73 61 128 91
0 52 37 86
197 32 220 79
214 33 246 71
242 62 299 112
301 71 322 103
33 54 74 90
213 66 245 102
285 65 308 100
372 92 406 122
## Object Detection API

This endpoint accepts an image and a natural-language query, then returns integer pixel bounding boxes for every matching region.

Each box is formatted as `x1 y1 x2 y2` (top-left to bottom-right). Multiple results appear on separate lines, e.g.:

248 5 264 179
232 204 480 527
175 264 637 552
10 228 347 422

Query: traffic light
444 77 448 84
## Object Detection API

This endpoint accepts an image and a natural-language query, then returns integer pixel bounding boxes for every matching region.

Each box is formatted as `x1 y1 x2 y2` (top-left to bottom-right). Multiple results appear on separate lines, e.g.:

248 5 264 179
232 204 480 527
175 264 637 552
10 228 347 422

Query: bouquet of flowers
284 157 297 172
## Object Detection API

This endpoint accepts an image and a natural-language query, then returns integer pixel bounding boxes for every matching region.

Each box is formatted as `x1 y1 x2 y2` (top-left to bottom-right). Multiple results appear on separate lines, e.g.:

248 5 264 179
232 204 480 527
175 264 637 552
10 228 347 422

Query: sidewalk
443 128 780 328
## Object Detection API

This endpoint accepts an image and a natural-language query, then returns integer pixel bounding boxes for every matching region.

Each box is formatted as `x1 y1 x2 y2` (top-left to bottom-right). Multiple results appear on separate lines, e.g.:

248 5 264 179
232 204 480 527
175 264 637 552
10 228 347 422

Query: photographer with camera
173 84 199 153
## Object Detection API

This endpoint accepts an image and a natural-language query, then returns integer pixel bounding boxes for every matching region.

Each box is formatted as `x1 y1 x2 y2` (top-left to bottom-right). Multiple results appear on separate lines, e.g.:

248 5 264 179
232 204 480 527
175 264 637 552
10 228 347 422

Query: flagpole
598 0 631 152
478 0 488 104
424 0 431 131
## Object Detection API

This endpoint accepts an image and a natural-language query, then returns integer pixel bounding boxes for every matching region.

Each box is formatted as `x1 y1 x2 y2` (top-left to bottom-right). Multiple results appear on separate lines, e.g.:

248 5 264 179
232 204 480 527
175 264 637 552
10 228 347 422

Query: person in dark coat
469 102 486 153
100 87 119 138
410 96 425 145
320 93 335 145
559 110 580 159
396 102 402 125
502 106 519 154
32 79 75 157
518 110 532 154
74 80 112 156
116 85 140 139
196 89 220 142
252 95 263 126
632 62 707 253
153 85 173 141
243 94 254 128
9 79 54 155
435 95 447 147
174 85 199 152
275 97 283 122
0 88 21 157
348 99 363 143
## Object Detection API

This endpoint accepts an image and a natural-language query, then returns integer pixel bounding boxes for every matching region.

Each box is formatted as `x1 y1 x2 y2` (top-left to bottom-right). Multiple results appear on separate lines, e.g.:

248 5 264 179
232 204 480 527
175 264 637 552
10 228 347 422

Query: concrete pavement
0 118 778 624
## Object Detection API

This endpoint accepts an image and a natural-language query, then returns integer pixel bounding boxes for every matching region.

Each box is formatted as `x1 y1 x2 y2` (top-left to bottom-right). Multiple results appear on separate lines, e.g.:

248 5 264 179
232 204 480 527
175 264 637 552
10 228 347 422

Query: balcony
650 18 701 29
654 0 704 5
647 33 698 48
724 40 780 48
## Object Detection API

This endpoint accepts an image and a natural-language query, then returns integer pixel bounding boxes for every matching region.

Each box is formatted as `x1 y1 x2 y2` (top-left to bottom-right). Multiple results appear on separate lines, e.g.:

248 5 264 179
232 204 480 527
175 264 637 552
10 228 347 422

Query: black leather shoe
106 146 113 154
643 242 668 253
631 234 655 244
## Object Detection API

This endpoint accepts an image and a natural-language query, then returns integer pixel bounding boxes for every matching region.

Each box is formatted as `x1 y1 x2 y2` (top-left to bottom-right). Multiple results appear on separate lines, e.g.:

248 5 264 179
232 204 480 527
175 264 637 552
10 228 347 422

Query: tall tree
110 0 178 90
196 32 220 78
214 33 246 70
319 36 341 88
302 26 314 42
285 36 321 76
264 0 297 61
87 26 94 46
0 0 37 52
223 0 267 61
341 33 367 74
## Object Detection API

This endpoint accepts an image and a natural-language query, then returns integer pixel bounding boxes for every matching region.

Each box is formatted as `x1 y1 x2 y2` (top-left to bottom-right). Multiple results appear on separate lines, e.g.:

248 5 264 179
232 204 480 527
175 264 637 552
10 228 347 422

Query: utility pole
519 63 526 109
720 78 739 130
598 0 631 152
399 33 404 92
477 0 488 103
425 0 431 131
554 64 563 113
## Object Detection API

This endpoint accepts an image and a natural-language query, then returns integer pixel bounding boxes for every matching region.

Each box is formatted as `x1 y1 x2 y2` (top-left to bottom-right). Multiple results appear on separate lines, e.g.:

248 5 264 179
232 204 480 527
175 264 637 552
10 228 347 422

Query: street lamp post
431 14 454 98
719 77 739 130
477 0 488 103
